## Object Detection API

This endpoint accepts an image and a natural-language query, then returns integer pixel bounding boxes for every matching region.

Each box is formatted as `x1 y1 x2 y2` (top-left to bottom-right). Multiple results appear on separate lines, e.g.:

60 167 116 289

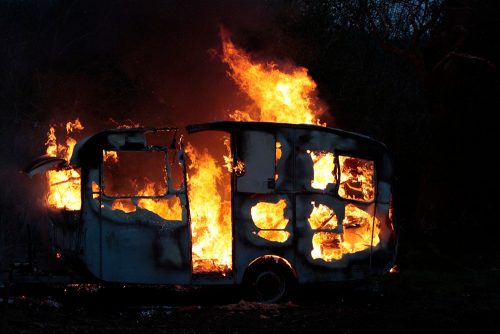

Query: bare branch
433 49 498 72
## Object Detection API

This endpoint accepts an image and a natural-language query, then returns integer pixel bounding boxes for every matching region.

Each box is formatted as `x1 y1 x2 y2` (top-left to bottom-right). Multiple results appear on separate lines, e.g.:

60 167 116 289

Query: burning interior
27 120 395 289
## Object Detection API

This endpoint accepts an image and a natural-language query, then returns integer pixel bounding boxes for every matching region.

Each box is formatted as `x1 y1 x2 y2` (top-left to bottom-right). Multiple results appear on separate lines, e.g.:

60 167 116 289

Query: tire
243 263 294 303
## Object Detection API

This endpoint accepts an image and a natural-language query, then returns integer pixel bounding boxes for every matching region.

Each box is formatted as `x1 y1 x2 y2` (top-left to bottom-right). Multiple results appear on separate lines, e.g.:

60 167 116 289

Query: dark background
1 0 499 326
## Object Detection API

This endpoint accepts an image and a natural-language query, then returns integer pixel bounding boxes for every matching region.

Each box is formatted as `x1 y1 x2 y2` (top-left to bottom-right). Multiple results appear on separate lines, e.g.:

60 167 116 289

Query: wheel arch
241 255 298 303
243 255 297 282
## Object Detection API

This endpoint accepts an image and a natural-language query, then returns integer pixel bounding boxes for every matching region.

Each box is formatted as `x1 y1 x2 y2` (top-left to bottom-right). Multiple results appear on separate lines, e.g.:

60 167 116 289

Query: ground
2 245 500 334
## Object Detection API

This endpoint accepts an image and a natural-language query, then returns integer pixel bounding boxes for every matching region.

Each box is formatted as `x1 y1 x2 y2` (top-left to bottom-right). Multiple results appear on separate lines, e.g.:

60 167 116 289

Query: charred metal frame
188 121 396 283
35 121 396 286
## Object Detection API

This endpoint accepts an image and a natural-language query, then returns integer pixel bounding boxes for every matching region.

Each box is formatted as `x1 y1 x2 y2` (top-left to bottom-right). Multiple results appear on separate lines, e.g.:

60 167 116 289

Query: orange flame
338 156 375 202
103 150 118 163
111 198 136 213
251 199 290 243
275 141 282 181
308 151 336 189
308 201 338 229
137 184 182 221
310 203 381 262
221 30 325 125
223 136 245 176
45 119 84 211
100 153 183 221
342 204 380 253
185 142 232 273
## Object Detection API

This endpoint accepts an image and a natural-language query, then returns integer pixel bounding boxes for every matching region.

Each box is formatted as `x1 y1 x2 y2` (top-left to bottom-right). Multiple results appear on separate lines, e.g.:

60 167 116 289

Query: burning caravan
26 120 396 302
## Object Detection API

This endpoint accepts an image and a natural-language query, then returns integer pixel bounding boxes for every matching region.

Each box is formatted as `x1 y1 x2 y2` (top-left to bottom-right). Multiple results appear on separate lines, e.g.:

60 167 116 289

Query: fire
38 31 383 276
310 203 381 262
221 30 325 125
343 204 380 253
275 141 282 181
137 184 182 221
338 156 375 202
103 150 118 162
218 33 327 246
312 233 343 261
308 202 338 229
220 30 379 262
223 136 245 176
111 199 136 213
185 143 232 273
100 152 183 221
308 151 336 189
45 119 84 211
108 192 183 221
251 199 290 243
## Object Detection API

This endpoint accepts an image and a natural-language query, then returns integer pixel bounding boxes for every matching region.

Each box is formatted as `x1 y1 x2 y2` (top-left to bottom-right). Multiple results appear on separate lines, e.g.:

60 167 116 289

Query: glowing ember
233 160 245 176
389 265 399 274
309 203 380 262
338 156 375 202
185 142 232 273
45 119 84 211
221 30 325 125
308 151 335 189
251 199 290 243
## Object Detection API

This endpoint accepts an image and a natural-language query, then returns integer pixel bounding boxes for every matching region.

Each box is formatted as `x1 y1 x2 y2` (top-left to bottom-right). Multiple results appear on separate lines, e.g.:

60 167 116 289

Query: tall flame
185 143 232 273
221 29 325 125
45 119 83 211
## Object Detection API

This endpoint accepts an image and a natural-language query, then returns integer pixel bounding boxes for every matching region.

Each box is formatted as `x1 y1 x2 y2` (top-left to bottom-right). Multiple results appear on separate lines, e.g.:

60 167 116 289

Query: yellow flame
308 201 338 229
251 199 290 243
137 183 182 221
311 233 343 261
309 203 381 262
45 119 83 211
223 136 245 176
342 204 380 253
309 151 335 189
221 30 325 125
186 143 232 273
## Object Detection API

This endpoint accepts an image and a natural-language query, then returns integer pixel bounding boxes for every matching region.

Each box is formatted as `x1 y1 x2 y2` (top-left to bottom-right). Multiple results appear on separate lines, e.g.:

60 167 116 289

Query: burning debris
23 31 396 302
